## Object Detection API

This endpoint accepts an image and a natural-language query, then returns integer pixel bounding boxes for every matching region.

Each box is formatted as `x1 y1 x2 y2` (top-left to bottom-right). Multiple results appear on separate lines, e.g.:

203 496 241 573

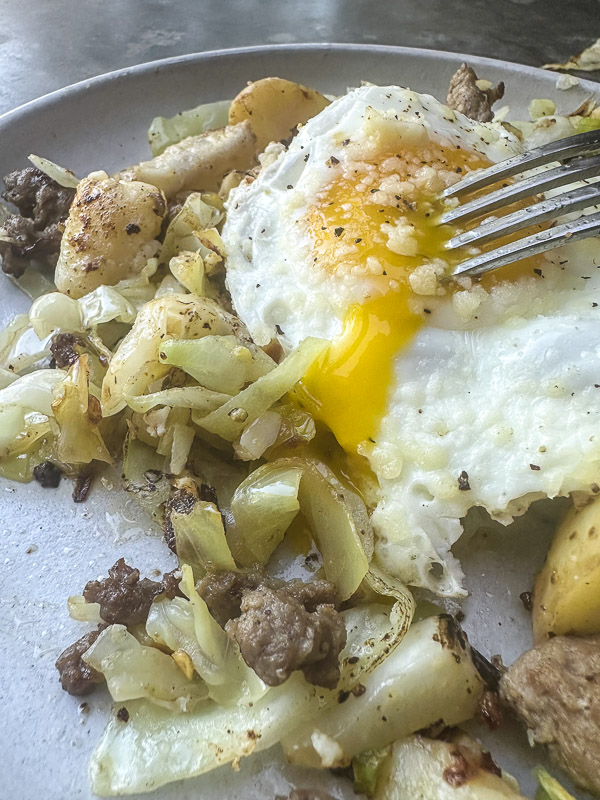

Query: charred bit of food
447 63 505 123
55 625 107 696
32 461 63 488
197 569 346 688
0 167 75 277
82 558 182 627
499 633 600 795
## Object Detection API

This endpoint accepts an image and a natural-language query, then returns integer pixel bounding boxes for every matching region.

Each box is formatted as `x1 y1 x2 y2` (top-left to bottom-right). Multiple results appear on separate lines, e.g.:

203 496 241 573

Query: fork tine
447 209 600 280
440 152 600 225
446 182 600 249
443 128 600 199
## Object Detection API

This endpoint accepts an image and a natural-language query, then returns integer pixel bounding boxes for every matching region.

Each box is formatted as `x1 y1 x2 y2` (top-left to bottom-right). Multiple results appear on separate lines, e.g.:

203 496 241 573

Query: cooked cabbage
230 456 371 599
169 491 237 576
158 335 275 394
82 624 208 711
192 337 328 441
28 153 79 188
146 565 264 706
161 192 224 265
0 369 63 457
148 99 231 156
101 294 246 415
91 609 459 796
51 355 112 465
229 461 303 565
534 767 577 800
282 615 484 768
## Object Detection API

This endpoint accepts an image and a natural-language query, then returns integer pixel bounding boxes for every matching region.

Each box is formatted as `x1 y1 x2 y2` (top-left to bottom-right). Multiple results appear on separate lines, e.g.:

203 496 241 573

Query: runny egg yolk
293 138 540 454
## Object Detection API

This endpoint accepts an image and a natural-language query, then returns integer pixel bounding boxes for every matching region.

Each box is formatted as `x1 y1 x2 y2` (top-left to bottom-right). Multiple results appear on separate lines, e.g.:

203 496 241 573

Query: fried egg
223 85 600 596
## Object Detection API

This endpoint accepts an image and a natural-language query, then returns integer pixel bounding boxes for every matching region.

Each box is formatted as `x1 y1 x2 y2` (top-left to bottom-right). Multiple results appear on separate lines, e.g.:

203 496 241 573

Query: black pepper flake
354 238 362 243
347 656 359 664
334 227 344 237
530 464 541 471
423 308 431 314
342 138 350 145
116 706 130 723
458 471 471 491
125 222 141 235
351 683 366 697
591 483 600 493
330 155 340 165
275 324 285 335
533 268 543 277
303 154 309 162
370 188 377 194
286 184 293 190
593 303 598 308
337 690 350 704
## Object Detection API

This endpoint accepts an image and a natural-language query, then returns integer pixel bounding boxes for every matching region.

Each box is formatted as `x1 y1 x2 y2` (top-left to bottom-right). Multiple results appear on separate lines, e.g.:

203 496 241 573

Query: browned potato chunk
120 121 256 199
55 172 167 299
228 77 330 152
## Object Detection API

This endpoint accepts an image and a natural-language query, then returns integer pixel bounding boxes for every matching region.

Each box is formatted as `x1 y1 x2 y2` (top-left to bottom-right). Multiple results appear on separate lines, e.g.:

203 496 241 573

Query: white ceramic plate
1 44 598 800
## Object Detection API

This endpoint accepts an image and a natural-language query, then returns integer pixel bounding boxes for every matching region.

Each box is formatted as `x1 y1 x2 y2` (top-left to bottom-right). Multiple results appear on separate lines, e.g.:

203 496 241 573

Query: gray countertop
1 0 599 115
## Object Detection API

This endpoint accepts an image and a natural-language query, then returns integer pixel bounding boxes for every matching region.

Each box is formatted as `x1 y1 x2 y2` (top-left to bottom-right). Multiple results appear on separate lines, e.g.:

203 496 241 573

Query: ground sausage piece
0 167 75 277
55 626 106 696
447 63 505 123
197 570 347 689
50 332 86 369
499 634 600 795
83 559 182 626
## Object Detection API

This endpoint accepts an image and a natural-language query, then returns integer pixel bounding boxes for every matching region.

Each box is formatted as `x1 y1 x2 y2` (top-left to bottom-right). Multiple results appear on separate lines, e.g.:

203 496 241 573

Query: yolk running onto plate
293 140 543 453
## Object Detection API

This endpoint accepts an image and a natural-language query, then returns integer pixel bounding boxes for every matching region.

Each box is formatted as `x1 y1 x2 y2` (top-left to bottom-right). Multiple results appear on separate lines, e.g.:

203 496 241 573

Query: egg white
223 85 600 597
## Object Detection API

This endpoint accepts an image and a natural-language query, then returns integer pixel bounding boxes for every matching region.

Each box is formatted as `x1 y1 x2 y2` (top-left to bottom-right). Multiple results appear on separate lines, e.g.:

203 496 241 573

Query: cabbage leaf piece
170 494 237 576
101 294 246 415
148 99 231 156
159 335 275 395
52 355 112 465
161 193 224 265
90 612 469 796
229 461 303 565
282 615 484 768
0 369 64 458
230 456 371 600
192 337 328 441
83 624 208 711
146 564 264 706
534 767 577 800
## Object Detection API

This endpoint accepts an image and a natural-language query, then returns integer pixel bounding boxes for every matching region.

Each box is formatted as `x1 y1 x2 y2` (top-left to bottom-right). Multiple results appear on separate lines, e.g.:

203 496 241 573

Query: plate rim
1 41 598 127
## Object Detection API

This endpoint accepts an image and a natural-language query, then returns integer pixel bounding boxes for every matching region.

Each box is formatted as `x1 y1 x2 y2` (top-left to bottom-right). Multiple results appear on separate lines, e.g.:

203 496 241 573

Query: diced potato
533 495 600 641
228 77 330 151
55 172 167 299
373 732 527 800
120 121 256 198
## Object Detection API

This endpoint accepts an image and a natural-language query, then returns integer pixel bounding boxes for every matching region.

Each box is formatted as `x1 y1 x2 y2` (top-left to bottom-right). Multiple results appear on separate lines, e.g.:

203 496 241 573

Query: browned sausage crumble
197 570 346 689
50 332 87 369
499 634 600 795
83 558 182 626
55 625 107 695
32 461 62 488
0 167 75 277
446 63 505 123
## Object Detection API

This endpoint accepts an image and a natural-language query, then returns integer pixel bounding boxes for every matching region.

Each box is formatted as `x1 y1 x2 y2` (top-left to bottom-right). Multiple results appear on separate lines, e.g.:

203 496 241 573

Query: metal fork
441 128 600 279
